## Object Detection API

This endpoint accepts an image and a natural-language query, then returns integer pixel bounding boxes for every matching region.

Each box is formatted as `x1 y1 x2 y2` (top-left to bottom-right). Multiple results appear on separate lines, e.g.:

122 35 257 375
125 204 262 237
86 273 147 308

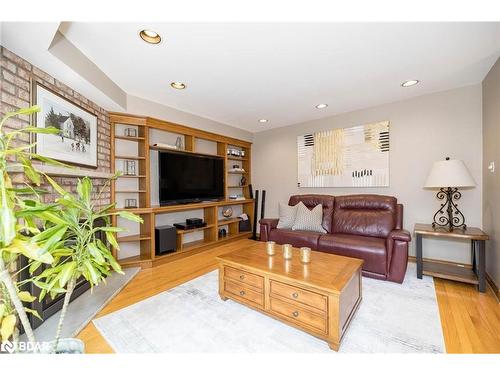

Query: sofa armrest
388 229 411 242
386 229 411 283
259 218 279 242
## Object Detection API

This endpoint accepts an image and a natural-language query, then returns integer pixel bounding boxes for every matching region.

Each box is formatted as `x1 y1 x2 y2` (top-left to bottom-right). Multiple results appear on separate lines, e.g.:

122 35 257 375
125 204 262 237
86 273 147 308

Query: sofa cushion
332 195 397 238
318 233 387 275
269 229 320 250
276 202 298 229
291 202 326 233
288 194 335 233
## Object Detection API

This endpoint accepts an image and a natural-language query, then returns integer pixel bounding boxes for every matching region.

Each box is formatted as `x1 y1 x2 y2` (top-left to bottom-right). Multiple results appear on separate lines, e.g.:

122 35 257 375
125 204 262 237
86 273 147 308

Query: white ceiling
2 22 500 133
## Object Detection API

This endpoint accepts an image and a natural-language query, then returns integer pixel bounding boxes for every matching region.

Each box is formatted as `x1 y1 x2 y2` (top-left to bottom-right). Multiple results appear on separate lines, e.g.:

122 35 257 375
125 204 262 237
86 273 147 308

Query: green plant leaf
58 261 76 287
18 291 36 303
97 226 124 233
115 211 144 223
105 231 119 250
0 314 16 342
24 308 42 321
0 177 16 247
0 304 6 319
6 239 54 264
88 243 105 264
83 260 100 285
43 174 68 197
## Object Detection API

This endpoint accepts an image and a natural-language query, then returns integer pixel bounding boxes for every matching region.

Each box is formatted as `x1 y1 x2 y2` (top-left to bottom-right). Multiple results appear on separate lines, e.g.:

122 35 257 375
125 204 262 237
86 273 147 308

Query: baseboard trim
408 256 499 303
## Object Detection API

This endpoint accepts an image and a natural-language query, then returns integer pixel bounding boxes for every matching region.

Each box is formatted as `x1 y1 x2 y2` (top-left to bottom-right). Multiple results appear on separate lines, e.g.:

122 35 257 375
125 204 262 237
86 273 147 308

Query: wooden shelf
227 170 248 174
115 155 146 160
149 145 223 159
176 224 215 234
117 234 151 242
115 135 145 142
117 175 146 178
227 156 249 161
115 190 147 193
218 218 242 225
218 231 252 242
422 260 478 284
228 185 248 188
118 254 152 266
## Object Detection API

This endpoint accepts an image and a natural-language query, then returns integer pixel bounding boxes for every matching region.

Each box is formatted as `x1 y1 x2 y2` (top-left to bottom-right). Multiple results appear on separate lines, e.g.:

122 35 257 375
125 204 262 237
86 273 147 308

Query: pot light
258 119 268 123
170 82 186 90
401 80 419 87
315 103 328 109
139 30 161 44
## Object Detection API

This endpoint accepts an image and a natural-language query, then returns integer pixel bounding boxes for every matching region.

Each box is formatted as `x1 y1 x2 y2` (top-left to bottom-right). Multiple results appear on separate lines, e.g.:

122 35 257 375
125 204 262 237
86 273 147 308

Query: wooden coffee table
216 242 363 351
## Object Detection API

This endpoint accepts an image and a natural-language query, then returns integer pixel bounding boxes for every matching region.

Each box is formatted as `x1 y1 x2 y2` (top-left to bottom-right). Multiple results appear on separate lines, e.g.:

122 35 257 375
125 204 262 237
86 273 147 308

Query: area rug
93 263 445 353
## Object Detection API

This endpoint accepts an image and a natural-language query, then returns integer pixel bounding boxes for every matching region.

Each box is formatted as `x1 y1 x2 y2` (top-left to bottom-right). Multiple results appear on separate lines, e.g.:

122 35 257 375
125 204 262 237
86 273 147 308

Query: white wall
482 57 500 287
126 94 253 142
252 85 483 263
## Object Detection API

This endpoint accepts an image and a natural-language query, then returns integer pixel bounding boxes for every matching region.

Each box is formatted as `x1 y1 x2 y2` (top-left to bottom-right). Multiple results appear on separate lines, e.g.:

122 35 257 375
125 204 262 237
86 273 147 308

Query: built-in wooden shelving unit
110 112 254 269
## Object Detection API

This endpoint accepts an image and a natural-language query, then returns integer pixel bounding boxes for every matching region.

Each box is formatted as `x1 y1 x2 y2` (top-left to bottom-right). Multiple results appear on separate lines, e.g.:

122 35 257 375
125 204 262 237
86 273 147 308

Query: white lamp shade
424 159 476 188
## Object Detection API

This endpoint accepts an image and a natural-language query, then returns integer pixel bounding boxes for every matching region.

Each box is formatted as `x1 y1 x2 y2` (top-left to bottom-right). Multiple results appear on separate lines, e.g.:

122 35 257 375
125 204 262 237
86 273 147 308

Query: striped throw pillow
277 202 298 229
292 202 326 233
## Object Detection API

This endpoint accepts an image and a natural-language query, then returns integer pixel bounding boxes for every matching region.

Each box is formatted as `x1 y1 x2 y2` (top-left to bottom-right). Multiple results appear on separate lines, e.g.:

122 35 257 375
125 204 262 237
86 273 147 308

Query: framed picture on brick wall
32 81 98 168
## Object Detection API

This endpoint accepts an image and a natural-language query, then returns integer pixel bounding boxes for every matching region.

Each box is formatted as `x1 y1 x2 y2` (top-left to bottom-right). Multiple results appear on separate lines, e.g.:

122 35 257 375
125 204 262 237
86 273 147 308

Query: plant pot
40 338 85 354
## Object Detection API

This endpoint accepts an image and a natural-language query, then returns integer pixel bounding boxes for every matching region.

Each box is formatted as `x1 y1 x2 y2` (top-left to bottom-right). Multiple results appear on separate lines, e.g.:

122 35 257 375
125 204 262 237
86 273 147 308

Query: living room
1 1 499 372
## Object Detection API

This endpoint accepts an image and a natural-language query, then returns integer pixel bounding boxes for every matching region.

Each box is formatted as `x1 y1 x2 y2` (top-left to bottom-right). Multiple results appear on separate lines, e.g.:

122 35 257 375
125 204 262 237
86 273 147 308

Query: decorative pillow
292 202 326 233
277 202 298 229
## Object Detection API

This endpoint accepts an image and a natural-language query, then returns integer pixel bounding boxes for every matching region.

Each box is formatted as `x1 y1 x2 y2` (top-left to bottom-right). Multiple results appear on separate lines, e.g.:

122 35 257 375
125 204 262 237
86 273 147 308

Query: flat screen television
158 150 224 205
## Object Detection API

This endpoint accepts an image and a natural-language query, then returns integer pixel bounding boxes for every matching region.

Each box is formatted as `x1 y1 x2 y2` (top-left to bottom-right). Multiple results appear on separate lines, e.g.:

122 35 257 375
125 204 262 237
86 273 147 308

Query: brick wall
0 46 111 208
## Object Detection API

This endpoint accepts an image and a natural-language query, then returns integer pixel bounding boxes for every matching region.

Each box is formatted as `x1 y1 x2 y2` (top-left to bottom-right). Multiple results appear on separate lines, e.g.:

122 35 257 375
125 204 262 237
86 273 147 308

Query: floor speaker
155 225 177 255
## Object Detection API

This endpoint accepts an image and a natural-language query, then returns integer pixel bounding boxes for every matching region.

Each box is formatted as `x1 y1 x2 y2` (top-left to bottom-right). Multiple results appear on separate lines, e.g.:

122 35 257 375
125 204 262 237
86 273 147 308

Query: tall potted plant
0 106 142 353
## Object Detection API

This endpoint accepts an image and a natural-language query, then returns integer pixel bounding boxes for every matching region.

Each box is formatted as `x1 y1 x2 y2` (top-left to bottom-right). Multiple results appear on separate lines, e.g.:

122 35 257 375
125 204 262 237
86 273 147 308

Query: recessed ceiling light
170 82 186 90
258 119 268 123
315 103 328 109
401 80 419 87
139 30 161 44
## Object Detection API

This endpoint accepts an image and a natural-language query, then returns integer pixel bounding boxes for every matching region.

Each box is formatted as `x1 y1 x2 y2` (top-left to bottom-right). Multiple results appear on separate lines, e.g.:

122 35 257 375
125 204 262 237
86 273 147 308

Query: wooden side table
414 223 489 293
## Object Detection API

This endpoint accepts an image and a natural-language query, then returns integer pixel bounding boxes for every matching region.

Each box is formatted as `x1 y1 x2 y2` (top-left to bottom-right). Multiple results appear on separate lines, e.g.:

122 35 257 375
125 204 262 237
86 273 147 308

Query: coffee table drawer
270 297 326 333
224 280 264 307
270 280 327 311
225 266 264 289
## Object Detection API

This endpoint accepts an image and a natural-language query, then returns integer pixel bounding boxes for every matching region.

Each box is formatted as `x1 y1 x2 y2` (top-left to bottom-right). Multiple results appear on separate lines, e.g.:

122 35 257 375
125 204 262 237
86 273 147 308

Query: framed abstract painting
32 81 98 168
297 121 390 187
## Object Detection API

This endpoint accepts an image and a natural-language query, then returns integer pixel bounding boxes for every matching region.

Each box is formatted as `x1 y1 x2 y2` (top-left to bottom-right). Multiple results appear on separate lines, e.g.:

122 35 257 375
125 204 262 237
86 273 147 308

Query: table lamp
424 157 476 231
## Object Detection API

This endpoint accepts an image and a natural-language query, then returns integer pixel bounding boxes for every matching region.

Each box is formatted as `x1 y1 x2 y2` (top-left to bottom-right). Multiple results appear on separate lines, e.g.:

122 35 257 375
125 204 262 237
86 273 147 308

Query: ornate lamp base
431 187 467 231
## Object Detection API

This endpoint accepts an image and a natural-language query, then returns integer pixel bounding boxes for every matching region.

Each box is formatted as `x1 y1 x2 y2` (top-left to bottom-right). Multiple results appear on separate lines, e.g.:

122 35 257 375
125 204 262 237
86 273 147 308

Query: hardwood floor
77 239 500 353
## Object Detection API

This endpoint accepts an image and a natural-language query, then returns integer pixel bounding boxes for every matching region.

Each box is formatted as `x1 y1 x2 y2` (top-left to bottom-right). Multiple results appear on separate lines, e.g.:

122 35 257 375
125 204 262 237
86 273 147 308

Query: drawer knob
239 275 245 280
240 290 246 296
292 292 299 298
292 311 299 318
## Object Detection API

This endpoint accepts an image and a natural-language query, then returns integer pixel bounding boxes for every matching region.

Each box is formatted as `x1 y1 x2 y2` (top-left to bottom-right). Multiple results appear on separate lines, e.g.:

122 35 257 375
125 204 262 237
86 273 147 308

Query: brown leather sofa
259 194 411 283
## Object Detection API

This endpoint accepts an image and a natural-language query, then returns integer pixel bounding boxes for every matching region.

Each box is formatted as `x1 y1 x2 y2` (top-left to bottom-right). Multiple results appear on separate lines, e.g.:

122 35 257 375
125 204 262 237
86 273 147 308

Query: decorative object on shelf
221 206 233 219
240 175 247 186
229 194 245 200
32 81 98 168
175 136 183 150
125 160 137 176
266 241 276 256
227 148 246 158
297 121 389 187
153 142 178 149
282 244 293 260
218 228 227 238
300 247 311 264
125 198 138 208
124 127 137 137
238 213 251 232
229 166 246 172
424 157 476 230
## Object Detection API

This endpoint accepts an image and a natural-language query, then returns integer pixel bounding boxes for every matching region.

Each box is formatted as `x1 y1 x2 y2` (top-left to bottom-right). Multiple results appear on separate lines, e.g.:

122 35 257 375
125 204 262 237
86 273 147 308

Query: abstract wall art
297 121 389 187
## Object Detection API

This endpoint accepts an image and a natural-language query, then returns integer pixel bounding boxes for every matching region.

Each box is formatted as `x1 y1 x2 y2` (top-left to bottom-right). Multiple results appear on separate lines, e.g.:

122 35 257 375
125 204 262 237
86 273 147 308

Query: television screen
158 151 224 205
